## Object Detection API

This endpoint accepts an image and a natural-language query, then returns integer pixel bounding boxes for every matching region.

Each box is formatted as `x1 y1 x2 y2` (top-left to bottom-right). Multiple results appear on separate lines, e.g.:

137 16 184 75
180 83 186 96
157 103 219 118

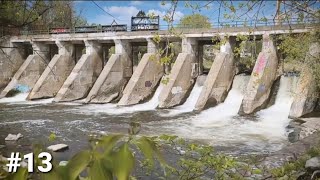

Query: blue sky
74 1 308 28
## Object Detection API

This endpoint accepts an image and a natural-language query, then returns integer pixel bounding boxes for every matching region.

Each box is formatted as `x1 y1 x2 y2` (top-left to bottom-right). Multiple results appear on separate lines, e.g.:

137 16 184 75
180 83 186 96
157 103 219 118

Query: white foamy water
242 76 298 139
0 93 29 103
75 84 163 115
0 93 53 104
144 75 297 152
161 83 203 116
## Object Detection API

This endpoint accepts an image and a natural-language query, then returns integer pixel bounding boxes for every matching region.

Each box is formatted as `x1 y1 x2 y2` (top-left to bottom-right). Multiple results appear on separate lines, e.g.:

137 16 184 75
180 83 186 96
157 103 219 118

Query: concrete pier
158 37 198 108
118 39 163 106
0 40 29 92
84 40 132 103
289 42 320 118
239 34 279 114
53 40 103 102
0 42 49 98
27 41 75 100
194 37 236 111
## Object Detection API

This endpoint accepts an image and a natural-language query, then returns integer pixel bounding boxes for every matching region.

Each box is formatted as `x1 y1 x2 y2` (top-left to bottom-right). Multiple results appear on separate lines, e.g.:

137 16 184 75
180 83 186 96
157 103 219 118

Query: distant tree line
0 1 87 35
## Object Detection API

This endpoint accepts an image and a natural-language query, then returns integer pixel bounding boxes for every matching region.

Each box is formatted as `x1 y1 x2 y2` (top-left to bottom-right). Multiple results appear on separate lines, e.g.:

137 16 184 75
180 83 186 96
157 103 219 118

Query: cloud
91 6 139 25
130 1 143 6
89 5 184 28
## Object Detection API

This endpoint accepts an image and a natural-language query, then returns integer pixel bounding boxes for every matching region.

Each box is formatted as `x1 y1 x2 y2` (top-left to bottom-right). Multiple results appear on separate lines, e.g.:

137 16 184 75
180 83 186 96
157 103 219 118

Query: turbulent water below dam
0 74 300 161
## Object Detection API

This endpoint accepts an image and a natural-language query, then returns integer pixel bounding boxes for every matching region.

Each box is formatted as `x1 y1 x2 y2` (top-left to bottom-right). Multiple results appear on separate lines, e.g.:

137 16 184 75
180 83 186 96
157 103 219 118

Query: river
0 74 298 162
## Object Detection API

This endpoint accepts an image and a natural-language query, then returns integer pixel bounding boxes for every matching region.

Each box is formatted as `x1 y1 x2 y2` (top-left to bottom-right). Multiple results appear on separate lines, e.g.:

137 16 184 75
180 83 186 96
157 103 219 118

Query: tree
0 0 87 36
136 10 146 17
178 13 211 29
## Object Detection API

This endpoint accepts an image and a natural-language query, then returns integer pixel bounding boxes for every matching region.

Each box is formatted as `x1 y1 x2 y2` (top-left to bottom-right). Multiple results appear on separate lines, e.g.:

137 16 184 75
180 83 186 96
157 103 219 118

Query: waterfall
0 93 53 104
0 93 29 103
77 84 163 115
144 75 297 152
243 76 298 139
192 74 250 127
161 82 203 116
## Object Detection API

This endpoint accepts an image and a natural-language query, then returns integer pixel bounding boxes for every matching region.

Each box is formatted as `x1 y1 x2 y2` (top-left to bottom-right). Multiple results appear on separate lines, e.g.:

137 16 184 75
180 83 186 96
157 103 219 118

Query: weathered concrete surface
53 40 103 102
158 37 198 108
0 42 49 98
27 41 75 100
289 43 320 118
118 53 163 105
239 34 279 114
118 39 163 106
84 40 132 103
194 38 236 111
0 39 28 92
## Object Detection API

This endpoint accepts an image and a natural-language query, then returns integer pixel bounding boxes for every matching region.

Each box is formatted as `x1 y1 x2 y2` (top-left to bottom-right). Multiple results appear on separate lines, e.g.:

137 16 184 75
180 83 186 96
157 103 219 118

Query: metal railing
16 17 320 36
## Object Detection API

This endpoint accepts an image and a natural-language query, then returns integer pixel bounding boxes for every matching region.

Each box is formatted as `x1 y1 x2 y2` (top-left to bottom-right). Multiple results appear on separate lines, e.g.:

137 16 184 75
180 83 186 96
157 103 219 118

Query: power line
91 1 123 22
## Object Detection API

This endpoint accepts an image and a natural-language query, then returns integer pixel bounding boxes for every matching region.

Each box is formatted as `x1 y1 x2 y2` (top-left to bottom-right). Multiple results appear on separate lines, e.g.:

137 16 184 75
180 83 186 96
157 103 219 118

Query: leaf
48 132 56 142
8 167 28 180
88 159 113 180
66 150 91 180
136 137 167 167
98 135 124 156
40 167 64 180
111 143 134 180
252 169 262 174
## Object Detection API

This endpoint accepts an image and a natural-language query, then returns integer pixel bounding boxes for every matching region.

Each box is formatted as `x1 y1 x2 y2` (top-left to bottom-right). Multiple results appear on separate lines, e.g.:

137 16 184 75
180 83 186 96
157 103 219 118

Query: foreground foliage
1 123 320 180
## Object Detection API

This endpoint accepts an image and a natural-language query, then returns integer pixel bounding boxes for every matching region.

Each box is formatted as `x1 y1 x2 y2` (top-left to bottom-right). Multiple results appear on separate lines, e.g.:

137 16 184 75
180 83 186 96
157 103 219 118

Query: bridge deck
10 24 319 43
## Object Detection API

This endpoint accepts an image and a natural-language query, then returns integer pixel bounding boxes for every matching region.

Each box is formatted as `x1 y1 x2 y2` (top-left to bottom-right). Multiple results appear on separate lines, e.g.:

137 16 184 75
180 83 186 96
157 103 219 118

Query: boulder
47 144 69 152
5 133 23 141
0 155 7 162
59 161 68 166
305 157 320 171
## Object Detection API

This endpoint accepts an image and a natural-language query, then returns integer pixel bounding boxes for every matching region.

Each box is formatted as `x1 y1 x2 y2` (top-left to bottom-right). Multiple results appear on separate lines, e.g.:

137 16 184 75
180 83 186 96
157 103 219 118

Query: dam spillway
0 24 319 158
0 74 302 154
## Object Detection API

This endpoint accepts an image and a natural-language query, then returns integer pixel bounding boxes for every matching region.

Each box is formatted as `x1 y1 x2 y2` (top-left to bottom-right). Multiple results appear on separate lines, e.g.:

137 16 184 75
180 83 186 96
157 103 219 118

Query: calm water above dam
0 75 298 160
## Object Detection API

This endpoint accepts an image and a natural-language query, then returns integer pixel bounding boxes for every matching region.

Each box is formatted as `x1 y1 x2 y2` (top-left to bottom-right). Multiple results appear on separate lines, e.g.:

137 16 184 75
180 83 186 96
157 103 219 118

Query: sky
73 1 318 29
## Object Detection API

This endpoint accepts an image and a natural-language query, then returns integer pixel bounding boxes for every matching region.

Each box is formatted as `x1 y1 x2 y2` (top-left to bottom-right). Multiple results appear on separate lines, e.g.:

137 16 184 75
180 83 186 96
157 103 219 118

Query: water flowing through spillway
160 82 203 116
75 84 163 115
143 75 298 152
0 93 53 104
0 75 300 156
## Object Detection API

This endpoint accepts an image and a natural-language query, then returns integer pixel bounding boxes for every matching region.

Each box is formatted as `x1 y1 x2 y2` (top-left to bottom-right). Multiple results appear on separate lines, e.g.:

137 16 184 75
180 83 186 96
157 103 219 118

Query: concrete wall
27 41 75 100
195 37 236 111
53 40 103 102
85 40 132 103
289 42 320 118
158 53 196 108
118 39 163 106
118 53 163 105
0 42 49 98
239 34 279 114
158 38 198 108
0 40 28 92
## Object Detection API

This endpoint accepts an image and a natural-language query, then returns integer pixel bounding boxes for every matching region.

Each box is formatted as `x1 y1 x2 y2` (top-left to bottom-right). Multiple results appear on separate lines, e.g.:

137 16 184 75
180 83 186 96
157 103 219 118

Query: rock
0 155 7 162
47 144 68 152
305 157 320 171
288 129 300 143
311 170 320 180
296 171 308 180
5 133 23 141
59 161 68 166
0 145 5 149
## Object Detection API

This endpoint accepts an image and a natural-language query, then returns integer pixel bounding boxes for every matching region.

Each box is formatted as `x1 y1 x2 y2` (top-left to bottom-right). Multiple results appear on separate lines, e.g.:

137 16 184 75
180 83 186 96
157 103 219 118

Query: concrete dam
0 23 319 121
